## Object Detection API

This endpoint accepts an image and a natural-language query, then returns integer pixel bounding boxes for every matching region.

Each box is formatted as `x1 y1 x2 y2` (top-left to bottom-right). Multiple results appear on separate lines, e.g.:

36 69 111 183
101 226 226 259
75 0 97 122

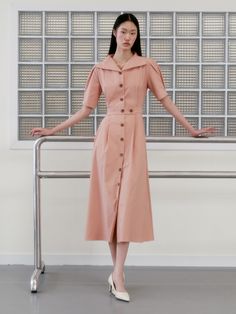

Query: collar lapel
96 53 146 71
123 54 146 70
96 55 119 71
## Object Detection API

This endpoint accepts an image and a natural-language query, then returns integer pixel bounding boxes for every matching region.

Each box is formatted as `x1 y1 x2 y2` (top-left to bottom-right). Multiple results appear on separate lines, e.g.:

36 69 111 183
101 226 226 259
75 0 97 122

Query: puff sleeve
147 59 168 101
82 66 102 110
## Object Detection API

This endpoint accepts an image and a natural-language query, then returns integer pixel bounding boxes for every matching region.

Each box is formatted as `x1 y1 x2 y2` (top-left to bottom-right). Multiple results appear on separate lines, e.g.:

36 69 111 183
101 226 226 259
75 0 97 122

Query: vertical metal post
31 138 45 292
34 139 42 269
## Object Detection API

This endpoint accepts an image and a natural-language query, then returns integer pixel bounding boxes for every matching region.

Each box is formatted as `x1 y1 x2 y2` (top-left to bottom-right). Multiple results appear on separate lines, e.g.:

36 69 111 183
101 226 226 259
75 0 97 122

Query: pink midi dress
83 53 168 242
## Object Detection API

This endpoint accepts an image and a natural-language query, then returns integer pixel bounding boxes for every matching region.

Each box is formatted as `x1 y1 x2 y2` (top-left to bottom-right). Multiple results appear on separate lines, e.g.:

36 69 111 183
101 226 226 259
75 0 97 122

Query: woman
31 13 215 302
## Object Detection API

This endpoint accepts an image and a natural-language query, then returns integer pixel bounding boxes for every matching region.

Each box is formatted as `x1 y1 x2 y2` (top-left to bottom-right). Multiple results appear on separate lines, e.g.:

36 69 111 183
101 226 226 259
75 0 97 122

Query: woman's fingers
193 127 217 138
30 128 52 136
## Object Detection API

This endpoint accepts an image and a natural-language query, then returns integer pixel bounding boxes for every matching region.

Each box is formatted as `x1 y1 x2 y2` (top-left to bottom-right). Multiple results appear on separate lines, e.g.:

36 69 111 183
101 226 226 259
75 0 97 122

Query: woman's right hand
30 127 54 137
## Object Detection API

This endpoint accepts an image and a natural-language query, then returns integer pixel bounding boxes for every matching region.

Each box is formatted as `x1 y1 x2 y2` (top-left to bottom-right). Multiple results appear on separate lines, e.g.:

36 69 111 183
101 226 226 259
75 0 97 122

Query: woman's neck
112 49 134 69
113 49 134 61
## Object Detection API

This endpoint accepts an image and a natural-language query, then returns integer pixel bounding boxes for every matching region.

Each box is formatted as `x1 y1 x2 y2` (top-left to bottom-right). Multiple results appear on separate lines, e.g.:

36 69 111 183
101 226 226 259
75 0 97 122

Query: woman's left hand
191 127 217 138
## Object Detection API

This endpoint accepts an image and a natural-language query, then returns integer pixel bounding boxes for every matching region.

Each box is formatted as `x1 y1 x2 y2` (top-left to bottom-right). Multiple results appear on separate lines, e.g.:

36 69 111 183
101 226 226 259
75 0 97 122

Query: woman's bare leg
112 241 129 292
108 239 117 266
108 221 129 292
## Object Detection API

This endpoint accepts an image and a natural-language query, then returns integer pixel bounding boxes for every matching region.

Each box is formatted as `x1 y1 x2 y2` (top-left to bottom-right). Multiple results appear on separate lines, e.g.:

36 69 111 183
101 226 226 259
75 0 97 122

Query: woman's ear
113 29 116 37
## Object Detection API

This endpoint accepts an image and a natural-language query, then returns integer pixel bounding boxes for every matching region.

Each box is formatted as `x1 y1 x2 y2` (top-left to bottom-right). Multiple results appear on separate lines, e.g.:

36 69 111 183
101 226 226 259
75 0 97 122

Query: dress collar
96 53 147 71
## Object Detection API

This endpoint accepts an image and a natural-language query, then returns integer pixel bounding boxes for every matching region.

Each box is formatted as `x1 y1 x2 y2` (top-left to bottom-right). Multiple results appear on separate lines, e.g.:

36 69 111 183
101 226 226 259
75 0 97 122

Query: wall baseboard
1 254 236 267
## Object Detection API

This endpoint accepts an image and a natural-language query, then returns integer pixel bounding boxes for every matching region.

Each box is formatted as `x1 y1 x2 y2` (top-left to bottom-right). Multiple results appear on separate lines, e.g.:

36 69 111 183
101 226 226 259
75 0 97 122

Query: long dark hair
108 13 142 56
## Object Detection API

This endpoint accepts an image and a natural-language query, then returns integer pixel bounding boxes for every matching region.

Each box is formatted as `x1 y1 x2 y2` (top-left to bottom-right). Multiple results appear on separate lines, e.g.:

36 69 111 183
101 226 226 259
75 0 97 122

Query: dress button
119 168 122 172
119 71 122 75
120 137 124 141
120 153 123 157
120 98 124 101
118 183 120 186
129 109 133 112
121 109 124 113
119 84 123 87
120 123 124 127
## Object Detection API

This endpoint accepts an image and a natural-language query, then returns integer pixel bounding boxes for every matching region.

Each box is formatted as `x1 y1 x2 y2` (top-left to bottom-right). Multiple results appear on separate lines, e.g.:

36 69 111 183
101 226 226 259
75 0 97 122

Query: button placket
119 73 124 108
117 113 125 192
116 70 125 198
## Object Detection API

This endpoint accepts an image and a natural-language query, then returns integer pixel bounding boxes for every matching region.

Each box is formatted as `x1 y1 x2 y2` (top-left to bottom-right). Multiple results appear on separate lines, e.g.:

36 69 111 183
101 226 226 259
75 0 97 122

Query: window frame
10 7 236 151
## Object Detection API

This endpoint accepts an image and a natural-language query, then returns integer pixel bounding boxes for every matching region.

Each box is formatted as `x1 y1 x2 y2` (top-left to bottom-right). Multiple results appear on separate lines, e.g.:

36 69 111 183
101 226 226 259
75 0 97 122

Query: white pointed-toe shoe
108 274 130 302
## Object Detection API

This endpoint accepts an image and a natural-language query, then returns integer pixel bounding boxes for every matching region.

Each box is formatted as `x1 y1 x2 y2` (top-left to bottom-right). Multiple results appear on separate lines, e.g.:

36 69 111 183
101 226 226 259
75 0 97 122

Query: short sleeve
147 59 168 101
82 66 102 110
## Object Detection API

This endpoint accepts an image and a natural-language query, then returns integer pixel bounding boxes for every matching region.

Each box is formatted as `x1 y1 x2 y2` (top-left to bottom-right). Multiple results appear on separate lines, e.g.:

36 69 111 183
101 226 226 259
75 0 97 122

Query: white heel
108 274 115 295
108 274 130 302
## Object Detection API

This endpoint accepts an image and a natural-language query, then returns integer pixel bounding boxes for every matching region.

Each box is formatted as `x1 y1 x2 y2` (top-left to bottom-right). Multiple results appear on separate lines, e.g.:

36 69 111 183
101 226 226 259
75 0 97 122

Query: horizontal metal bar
38 171 89 178
35 136 236 180
38 171 236 179
34 135 236 145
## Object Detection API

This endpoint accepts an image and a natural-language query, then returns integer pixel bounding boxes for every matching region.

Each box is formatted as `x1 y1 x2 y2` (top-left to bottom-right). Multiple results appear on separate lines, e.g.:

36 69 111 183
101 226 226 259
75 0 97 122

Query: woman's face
113 21 137 51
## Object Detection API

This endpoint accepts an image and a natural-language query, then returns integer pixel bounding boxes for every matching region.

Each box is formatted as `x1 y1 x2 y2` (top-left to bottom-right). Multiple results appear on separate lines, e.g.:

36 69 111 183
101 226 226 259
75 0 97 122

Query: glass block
97 38 110 62
19 11 42 36
228 39 236 62
202 39 225 63
19 91 42 114
71 38 94 62
175 117 198 137
45 91 68 114
45 39 68 62
201 91 225 115
159 65 173 89
175 91 199 115
202 13 225 36
45 12 68 36
143 116 147 136
19 117 42 140
175 39 199 63
176 13 199 36
71 91 84 113
201 117 225 136
141 38 147 57
71 12 94 36
97 95 107 114
97 12 120 36
176 65 199 89
202 65 225 89
227 118 236 136
149 117 173 136
149 13 173 36
229 13 236 36
71 116 94 136
19 65 42 89
149 39 173 63
71 64 93 89
149 91 172 115
19 38 42 62
132 12 147 36
228 92 236 115
45 117 69 135
45 65 68 88
228 66 236 89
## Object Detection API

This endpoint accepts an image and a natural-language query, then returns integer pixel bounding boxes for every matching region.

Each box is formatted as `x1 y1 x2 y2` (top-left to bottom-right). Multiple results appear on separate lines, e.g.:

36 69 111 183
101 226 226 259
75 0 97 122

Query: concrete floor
1 265 236 314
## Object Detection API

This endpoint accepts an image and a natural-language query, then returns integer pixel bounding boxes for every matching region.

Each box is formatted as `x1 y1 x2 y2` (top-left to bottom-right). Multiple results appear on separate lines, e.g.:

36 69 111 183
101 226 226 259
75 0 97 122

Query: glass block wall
18 11 236 140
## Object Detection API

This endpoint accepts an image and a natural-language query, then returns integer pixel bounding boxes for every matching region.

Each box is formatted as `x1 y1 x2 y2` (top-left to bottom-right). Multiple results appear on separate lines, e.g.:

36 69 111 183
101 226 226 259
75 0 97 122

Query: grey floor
1 266 236 314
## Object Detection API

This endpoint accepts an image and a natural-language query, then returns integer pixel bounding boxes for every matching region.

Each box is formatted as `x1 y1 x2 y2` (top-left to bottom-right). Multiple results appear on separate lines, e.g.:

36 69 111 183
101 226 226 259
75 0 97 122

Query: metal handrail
30 136 236 292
